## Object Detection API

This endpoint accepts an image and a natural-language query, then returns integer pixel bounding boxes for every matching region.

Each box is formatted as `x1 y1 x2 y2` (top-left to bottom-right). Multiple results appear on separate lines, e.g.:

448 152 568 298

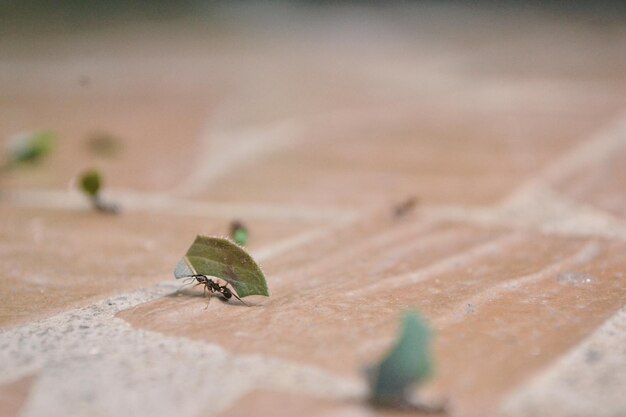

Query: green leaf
7 131 56 164
79 169 102 197
230 221 249 246
233 228 248 246
85 132 122 157
367 311 434 406
174 235 269 298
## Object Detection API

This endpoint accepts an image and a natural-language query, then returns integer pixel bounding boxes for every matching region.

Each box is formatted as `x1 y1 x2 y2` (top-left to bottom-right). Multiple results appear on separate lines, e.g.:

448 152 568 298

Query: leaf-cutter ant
178 274 247 307
392 196 418 218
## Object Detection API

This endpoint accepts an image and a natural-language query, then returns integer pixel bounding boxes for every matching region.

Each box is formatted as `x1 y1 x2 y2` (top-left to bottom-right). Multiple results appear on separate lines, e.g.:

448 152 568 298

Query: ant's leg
203 286 214 310
230 292 248 306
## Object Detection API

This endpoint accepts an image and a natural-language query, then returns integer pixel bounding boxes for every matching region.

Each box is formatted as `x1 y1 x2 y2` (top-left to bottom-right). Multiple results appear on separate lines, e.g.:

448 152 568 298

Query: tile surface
0 4 625 417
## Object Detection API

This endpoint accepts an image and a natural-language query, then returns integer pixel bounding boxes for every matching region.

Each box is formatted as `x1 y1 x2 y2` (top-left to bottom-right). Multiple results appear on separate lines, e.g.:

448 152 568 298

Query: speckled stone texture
1 4 625 417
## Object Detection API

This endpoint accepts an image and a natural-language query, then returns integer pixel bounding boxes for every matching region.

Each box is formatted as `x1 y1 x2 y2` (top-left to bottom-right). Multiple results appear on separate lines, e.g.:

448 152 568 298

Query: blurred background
1 0 625 210
1 2 626 417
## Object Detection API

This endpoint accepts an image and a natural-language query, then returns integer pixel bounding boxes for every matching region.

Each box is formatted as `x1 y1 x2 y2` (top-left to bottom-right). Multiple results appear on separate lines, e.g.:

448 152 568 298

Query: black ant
178 274 247 307
392 196 419 218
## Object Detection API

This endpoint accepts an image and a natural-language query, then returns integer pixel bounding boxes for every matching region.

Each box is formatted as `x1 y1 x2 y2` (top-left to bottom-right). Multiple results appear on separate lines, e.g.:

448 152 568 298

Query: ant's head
194 275 208 283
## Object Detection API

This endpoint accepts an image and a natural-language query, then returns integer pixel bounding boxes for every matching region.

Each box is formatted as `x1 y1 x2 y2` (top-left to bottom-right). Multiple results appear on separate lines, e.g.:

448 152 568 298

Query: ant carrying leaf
174 236 269 306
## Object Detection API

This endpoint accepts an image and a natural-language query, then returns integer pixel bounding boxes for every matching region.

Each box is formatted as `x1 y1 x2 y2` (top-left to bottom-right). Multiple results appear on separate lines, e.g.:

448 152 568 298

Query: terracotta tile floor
0 4 625 417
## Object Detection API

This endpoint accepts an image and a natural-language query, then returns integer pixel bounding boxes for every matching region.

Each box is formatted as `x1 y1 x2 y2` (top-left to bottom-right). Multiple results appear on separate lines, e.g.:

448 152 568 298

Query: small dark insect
393 196 419 218
179 274 247 307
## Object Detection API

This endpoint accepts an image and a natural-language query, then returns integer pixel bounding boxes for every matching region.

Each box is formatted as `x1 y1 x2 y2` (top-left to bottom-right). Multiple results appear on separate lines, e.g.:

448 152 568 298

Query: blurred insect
393 196 419 218
178 274 247 307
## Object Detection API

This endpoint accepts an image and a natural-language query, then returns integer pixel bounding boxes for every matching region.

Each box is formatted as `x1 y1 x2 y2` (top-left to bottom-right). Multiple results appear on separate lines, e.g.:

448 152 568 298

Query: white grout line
267 217 441 286
420 184 626 241
0 188 357 223
345 232 526 297
173 116 301 196
501 306 626 417
435 241 603 327
0 283 364 417
508 111 626 194
253 222 348 262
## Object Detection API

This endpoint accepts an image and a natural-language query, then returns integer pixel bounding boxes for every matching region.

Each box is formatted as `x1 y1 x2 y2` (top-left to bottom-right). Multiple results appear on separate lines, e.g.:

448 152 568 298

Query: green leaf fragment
79 169 102 197
174 235 269 298
229 220 249 246
367 311 434 406
86 132 122 157
233 226 249 247
7 131 56 164
233 228 248 246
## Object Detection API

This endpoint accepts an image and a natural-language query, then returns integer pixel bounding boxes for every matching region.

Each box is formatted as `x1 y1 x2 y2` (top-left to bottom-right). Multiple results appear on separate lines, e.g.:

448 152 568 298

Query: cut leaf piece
76 169 120 214
230 220 249 246
85 131 122 157
7 131 56 164
79 169 102 197
174 235 269 298
366 311 434 406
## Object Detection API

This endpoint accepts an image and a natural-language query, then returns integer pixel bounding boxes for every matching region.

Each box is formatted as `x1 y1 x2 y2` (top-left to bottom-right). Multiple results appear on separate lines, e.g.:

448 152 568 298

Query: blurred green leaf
85 132 122 157
367 311 434 406
174 236 269 298
230 220 249 246
79 169 102 197
7 131 56 164
233 228 249 246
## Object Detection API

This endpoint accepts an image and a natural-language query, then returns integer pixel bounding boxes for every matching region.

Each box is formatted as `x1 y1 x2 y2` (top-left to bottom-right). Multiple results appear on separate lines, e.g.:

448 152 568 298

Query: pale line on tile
173 117 301 196
0 283 364 417
253 225 343 263
1 188 356 223
170 104 407 198
328 225 497 298
366 226 483 277
345 232 526 297
252 204 440 263
420 185 626 242
486 111 626 239
268 217 442 286
412 111 626 241
509 112 626 192
500 305 626 417
252 217 367 263
435 241 603 327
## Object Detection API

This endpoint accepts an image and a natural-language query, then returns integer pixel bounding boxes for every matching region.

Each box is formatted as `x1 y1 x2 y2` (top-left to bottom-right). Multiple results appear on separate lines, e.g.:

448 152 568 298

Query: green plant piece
7 131 56 164
85 132 122 157
230 220 249 246
367 311 434 407
79 169 101 197
77 169 119 214
174 235 269 298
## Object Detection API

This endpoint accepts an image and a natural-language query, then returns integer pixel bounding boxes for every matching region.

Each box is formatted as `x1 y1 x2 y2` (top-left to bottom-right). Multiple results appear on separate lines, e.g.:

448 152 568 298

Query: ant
178 274 247 307
392 196 419 218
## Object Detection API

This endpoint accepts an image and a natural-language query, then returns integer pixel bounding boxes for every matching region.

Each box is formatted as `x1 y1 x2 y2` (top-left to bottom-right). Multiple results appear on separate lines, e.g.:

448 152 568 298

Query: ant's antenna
176 276 199 293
